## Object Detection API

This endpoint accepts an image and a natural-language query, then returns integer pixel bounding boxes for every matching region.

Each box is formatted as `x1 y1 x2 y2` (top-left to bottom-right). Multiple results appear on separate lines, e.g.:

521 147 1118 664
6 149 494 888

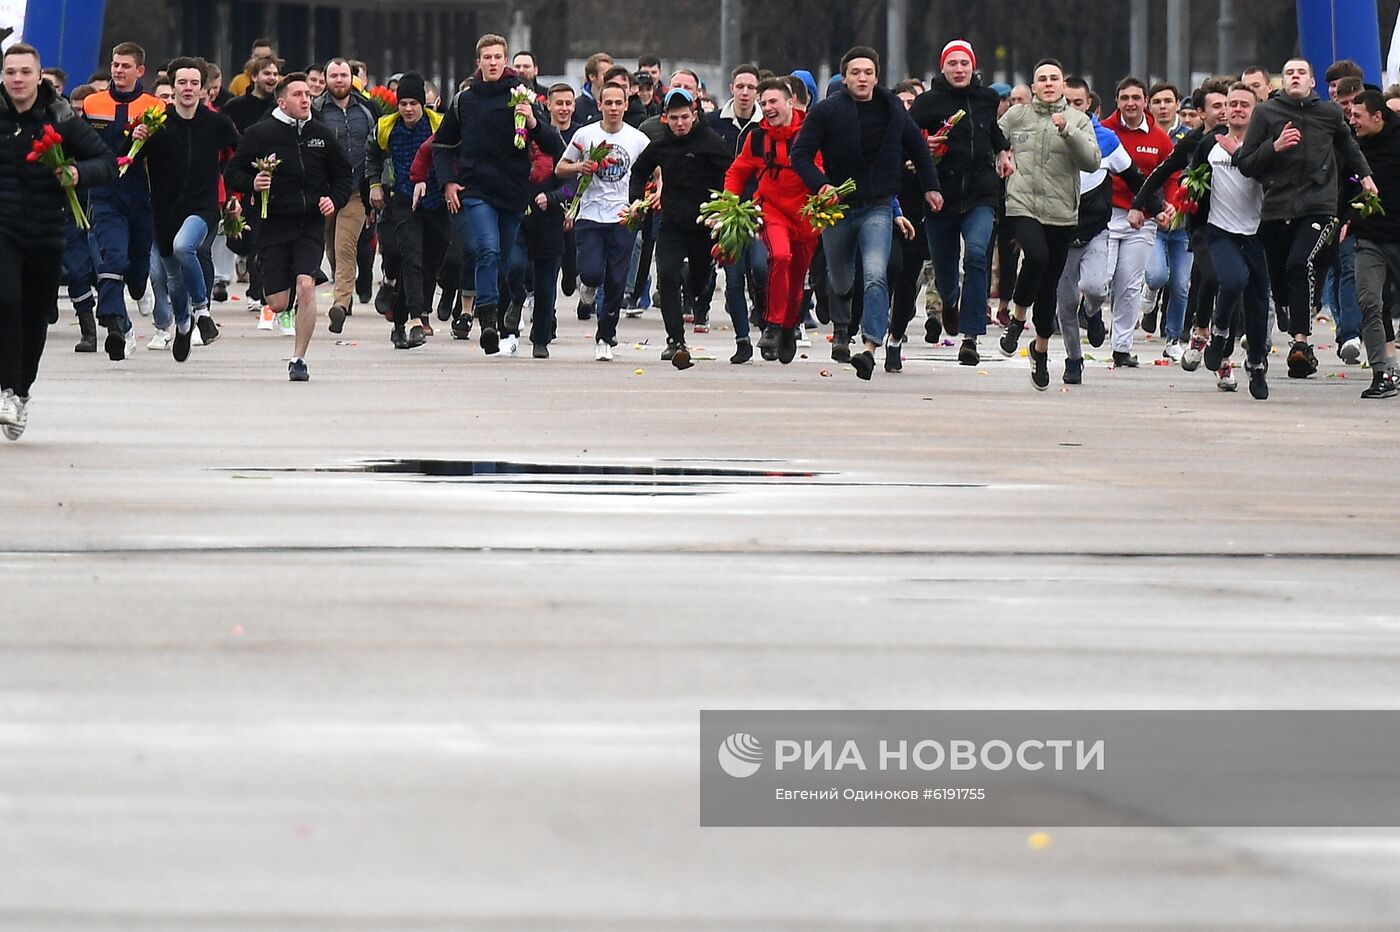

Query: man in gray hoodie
1237 58 1374 379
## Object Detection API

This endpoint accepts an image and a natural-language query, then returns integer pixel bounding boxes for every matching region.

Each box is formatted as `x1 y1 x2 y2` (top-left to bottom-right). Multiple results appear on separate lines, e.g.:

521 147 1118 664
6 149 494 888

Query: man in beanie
910 39 1013 367
366 71 446 348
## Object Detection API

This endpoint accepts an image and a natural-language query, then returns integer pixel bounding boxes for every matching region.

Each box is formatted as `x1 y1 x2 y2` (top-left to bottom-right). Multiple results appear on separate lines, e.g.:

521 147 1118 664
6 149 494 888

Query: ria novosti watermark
700 711 1400 827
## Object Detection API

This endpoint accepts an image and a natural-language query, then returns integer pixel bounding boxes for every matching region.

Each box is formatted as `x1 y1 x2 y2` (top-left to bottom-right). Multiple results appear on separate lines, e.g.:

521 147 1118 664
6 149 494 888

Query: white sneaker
595 340 612 361
124 329 138 358
796 326 812 348
147 328 173 351
580 284 598 305
247 296 263 313
1163 339 1184 363
2 393 28 440
256 306 274 331
1339 337 1363 365
136 289 155 317
1217 362 1238 392
623 308 644 319
0 389 17 427
502 335 519 357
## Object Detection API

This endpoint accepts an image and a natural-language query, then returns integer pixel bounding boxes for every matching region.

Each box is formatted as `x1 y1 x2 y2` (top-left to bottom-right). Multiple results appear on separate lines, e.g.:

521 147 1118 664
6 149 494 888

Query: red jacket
724 108 820 230
1102 110 1173 211
409 137 435 184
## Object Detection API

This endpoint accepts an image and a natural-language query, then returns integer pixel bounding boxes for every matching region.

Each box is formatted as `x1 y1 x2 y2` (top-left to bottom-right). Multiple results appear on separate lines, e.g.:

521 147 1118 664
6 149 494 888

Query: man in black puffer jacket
0 43 116 440
909 40 1012 362
432 34 564 355
225 72 352 382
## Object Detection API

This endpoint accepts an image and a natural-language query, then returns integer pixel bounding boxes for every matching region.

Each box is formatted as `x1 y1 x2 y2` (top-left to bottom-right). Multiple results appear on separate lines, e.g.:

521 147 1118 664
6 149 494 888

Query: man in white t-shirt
557 83 649 360
1202 84 1269 399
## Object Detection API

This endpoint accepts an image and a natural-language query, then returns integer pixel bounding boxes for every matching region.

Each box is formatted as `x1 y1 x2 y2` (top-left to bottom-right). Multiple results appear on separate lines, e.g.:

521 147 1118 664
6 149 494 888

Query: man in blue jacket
791 46 942 380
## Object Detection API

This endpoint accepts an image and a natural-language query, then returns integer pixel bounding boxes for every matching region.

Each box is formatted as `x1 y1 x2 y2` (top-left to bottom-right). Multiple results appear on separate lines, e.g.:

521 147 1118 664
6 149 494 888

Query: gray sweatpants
1353 238 1399 371
1055 229 1113 361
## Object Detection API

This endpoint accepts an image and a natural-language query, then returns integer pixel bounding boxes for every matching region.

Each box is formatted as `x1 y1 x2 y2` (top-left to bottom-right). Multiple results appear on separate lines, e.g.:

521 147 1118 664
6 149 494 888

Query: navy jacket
790 85 939 201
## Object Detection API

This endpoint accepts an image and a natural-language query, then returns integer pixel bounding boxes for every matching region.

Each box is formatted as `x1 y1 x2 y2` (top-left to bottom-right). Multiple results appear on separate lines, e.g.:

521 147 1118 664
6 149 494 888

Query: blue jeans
1323 235 1362 344
1206 226 1271 369
822 202 894 343
575 219 634 345
158 215 211 330
723 238 766 340
925 205 994 337
1146 225 1193 340
456 198 522 309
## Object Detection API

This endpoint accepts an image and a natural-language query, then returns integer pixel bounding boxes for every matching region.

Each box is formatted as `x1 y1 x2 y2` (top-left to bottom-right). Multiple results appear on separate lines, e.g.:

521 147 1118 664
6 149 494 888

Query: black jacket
1237 90 1370 221
223 88 277 134
142 105 241 251
628 121 732 225
623 96 649 129
432 69 565 212
0 82 115 251
224 111 353 223
1354 115 1400 242
791 85 939 202
908 75 1007 214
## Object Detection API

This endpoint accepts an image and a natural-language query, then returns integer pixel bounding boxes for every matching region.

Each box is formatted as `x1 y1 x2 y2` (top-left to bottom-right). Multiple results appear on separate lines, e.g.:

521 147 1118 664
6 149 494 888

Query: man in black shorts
225 72 352 380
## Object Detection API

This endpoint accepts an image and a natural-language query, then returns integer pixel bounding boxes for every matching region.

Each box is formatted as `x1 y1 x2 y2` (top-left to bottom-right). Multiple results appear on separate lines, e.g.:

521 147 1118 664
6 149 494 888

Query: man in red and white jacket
1100 75 1173 366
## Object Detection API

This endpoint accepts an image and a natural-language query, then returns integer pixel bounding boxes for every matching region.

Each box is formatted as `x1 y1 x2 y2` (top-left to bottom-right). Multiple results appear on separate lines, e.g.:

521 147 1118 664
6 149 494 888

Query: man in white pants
1101 76 1173 367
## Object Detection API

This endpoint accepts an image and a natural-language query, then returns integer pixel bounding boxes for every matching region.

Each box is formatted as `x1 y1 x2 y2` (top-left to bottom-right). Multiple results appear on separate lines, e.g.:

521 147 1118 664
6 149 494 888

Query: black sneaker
436 291 456 321
924 315 941 344
533 343 550 359
1141 308 1157 336
1084 308 1106 348
406 325 426 348
730 340 753 364
211 282 228 303
1361 370 1398 399
1203 333 1227 373
778 328 798 365
195 315 220 346
884 343 903 373
1063 357 1083 384
671 345 694 370
328 304 347 334
451 315 473 340
1112 351 1139 368
504 301 523 334
477 304 500 355
998 316 1025 357
1029 342 1050 391
576 299 592 320
1249 365 1269 400
831 327 852 364
561 274 577 297
1274 303 1289 334
172 325 192 363
958 337 979 367
757 324 781 360
850 349 875 380
661 341 680 361
391 325 409 349
1286 341 1313 379
288 359 309 381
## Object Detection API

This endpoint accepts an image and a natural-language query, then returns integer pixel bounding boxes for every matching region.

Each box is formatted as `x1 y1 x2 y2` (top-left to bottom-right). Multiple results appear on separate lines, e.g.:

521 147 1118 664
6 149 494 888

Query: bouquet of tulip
929 109 966 161
564 141 616 222
1350 176 1385 219
698 189 763 266
619 181 657 231
1168 162 1210 230
510 86 534 149
119 105 167 176
799 177 857 233
252 154 281 219
368 85 397 113
28 125 89 229
221 199 249 240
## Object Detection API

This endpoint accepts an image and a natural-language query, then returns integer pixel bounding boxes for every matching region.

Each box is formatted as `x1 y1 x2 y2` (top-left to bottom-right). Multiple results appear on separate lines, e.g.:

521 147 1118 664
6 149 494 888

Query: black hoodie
1237 90 1370 221
224 109 353 223
1353 114 1400 242
142 104 241 253
628 120 732 225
